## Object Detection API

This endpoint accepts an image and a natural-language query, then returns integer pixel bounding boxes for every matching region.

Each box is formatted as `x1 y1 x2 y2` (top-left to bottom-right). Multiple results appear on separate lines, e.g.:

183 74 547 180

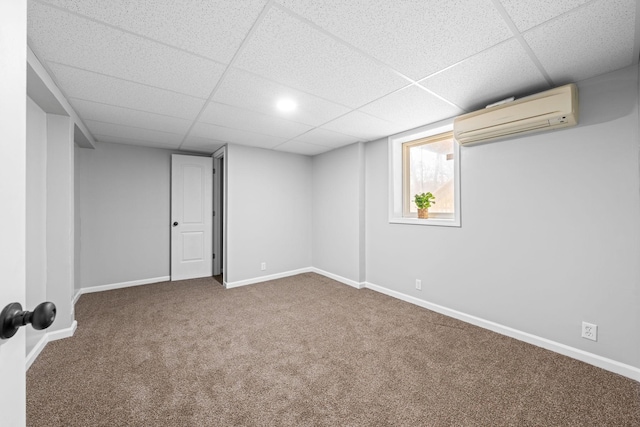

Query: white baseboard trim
26 334 48 370
72 289 82 305
364 281 640 382
311 267 365 289
26 320 77 370
78 276 170 297
48 320 77 341
224 268 313 289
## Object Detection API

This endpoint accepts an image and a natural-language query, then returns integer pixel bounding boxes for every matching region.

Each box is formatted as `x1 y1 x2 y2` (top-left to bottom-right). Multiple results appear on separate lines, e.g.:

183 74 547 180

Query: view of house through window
402 131 455 219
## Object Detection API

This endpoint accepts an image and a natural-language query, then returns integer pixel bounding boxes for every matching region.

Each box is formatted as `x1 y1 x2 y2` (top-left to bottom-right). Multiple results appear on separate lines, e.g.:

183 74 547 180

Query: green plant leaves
414 192 436 209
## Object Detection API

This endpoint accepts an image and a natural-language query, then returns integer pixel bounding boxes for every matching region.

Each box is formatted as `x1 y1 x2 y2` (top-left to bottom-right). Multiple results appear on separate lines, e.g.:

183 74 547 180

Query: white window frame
388 118 461 227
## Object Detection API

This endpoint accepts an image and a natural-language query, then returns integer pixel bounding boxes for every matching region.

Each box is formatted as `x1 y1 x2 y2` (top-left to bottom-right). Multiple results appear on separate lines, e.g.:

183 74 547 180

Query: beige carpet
27 273 639 426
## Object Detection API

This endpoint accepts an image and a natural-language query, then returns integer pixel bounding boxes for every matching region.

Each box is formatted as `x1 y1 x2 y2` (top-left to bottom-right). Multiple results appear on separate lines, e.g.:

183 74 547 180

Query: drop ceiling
27 0 640 156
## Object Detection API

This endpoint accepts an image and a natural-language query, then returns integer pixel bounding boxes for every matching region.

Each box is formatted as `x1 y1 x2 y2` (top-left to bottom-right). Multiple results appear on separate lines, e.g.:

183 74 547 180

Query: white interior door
0 0 27 424
171 155 213 281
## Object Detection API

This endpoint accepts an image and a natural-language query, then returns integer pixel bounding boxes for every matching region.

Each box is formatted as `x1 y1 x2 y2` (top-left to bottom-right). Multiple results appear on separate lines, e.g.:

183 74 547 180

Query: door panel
182 165 203 223
182 232 205 261
171 155 212 281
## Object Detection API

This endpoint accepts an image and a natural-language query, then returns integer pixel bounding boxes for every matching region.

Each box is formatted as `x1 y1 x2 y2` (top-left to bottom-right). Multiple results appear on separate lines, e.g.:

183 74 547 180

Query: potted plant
414 192 435 219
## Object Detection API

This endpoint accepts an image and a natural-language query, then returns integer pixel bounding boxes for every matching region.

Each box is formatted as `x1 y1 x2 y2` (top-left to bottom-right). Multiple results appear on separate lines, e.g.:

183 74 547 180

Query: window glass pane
408 137 455 214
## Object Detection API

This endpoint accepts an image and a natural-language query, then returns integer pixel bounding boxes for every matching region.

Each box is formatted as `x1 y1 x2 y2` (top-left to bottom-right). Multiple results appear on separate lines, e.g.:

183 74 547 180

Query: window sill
389 217 461 227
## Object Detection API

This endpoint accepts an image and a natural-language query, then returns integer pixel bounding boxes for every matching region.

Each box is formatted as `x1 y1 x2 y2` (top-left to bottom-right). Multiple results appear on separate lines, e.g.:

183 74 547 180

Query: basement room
1 0 639 425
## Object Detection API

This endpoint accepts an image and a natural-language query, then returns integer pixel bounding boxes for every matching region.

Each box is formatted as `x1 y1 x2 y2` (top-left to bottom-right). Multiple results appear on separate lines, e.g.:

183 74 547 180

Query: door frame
212 146 226 282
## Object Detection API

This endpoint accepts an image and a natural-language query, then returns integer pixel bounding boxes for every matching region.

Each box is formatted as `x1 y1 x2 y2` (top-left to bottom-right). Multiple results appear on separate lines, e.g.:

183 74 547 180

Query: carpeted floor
27 273 640 426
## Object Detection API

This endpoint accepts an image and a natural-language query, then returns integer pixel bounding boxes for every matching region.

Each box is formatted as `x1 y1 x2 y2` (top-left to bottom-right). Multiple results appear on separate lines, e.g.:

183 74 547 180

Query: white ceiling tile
234 7 408 108
69 99 193 135
86 120 184 146
29 2 223 99
191 122 286 149
292 128 360 148
182 136 226 154
48 63 205 120
180 145 221 154
420 39 550 112
276 0 513 80
199 102 312 139
499 0 591 31
524 0 636 84
36 0 269 63
213 68 351 126
359 85 463 129
322 111 406 141
274 141 333 156
95 135 181 150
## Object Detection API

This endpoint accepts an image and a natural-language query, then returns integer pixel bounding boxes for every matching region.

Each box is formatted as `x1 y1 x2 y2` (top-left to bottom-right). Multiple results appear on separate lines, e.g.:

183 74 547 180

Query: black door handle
0 302 56 340
173 221 179 227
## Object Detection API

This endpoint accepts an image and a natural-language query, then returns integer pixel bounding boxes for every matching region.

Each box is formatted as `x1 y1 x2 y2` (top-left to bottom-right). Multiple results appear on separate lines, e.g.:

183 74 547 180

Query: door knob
173 221 179 227
0 302 56 340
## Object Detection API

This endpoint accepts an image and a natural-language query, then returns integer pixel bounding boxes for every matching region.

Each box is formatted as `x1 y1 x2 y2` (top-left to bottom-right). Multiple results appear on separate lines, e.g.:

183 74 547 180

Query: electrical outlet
415 279 422 291
261 262 266 271
582 321 597 341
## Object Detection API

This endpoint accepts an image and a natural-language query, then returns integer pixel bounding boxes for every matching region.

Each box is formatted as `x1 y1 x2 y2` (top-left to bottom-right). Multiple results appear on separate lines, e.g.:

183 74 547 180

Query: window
389 120 460 227
403 131 455 219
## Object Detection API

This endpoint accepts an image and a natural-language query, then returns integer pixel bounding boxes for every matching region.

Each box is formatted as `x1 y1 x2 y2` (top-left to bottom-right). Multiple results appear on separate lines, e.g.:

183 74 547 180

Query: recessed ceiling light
276 98 297 112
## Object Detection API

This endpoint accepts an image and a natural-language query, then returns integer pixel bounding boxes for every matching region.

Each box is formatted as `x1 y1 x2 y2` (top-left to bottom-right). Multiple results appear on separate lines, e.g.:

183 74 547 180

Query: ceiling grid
26 0 639 156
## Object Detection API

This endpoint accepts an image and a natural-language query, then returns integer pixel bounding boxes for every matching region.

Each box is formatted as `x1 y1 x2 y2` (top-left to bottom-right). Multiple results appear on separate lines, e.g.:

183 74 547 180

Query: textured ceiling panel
213 68 351 127
86 120 183 145
234 7 408 108
499 0 591 31
524 0 636 84
48 63 205 120
420 39 550 112
191 122 287 149
359 85 462 130
35 0 270 63
182 136 226 153
95 134 181 150
28 2 224 98
276 0 513 80
69 99 193 136
322 111 405 141
199 102 312 140
292 128 360 148
274 141 333 156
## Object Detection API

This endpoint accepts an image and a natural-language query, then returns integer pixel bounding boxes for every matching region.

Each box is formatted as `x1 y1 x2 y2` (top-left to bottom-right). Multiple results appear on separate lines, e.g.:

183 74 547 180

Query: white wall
74 143 81 293
46 114 75 333
364 65 640 368
312 142 365 283
78 142 178 288
226 144 312 284
26 97 48 352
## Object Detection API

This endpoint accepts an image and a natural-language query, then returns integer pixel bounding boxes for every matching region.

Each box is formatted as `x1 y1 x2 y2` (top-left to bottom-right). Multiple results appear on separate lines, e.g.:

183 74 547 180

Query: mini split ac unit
453 83 578 145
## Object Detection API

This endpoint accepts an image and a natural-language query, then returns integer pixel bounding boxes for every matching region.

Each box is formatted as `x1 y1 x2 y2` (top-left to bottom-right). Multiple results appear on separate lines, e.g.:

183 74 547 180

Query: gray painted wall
74 143 81 294
364 65 640 368
46 114 75 333
78 142 175 288
26 97 47 351
312 142 365 283
226 144 312 283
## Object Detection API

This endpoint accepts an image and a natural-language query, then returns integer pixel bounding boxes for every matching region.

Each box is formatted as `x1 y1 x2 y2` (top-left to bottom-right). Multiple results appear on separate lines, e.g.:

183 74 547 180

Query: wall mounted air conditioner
453 83 578 145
